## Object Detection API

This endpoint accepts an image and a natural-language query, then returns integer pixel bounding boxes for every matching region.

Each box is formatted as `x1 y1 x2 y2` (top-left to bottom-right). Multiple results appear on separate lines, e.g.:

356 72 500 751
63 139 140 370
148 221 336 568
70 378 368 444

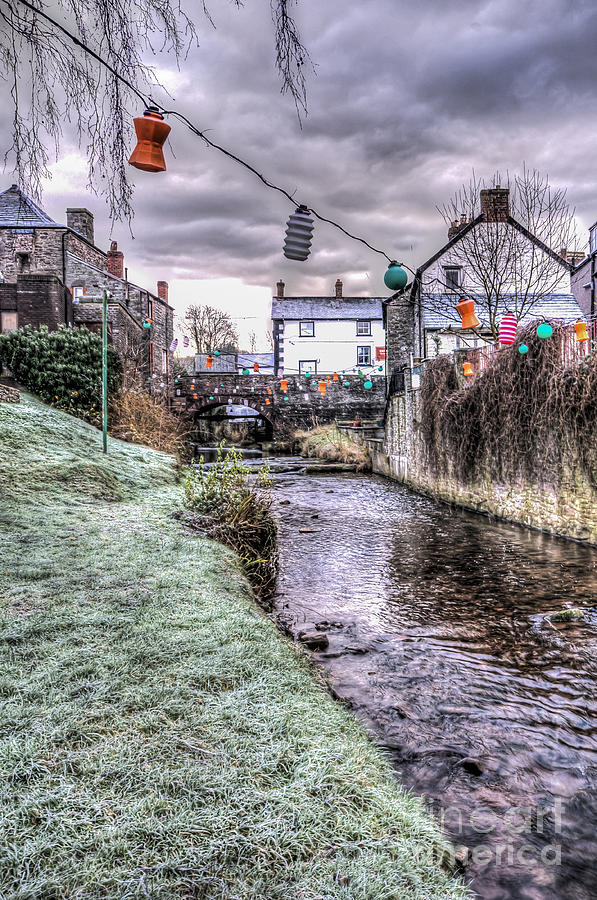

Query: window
591 224 597 255
357 346 371 366
149 342 154 372
299 359 317 374
162 348 168 374
148 298 153 321
0 311 18 333
299 321 314 337
73 286 86 301
356 320 371 336
444 267 461 292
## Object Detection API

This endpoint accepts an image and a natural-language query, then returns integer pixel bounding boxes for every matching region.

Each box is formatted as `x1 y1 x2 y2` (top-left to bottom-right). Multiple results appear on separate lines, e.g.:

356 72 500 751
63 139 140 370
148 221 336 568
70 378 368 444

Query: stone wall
371 382 597 546
0 275 73 331
0 383 20 402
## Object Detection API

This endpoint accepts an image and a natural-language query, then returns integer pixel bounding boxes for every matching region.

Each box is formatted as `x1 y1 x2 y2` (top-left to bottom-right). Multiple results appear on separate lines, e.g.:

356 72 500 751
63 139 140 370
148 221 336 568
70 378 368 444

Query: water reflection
273 473 597 900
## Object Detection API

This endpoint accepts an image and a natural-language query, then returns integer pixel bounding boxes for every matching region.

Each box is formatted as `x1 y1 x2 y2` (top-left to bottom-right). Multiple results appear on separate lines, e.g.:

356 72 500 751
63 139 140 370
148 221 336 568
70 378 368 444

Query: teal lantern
377 365 383 371
214 350 221 357
304 371 312 379
384 261 408 292
344 380 350 387
143 320 151 329
364 379 373 390
518 344 529 355
242 368 250 376
209 395 214 400
283 396 289 402
537 322 553 339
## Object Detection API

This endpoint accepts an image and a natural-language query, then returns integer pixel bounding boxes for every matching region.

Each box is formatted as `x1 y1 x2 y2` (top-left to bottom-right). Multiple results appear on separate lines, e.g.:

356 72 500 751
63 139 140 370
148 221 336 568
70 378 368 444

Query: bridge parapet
171 373 386 433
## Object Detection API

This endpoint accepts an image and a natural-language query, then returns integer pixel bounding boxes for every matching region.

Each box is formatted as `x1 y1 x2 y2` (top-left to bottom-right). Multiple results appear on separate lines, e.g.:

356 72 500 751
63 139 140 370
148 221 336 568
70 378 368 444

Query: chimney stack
66 208 95 245
106 241 124 279
480 187 510 223
335 278 343 299
157 281 169 303
276 279 285 299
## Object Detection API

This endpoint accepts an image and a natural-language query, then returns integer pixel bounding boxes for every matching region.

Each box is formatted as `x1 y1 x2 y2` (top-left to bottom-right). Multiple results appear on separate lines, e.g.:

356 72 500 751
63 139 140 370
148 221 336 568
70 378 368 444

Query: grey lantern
283 205 314 261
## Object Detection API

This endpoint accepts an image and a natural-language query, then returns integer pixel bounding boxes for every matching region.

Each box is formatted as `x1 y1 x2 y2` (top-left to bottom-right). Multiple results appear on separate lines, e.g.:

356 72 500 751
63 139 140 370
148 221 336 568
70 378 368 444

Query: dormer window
444 266 462 292
590 224 597 255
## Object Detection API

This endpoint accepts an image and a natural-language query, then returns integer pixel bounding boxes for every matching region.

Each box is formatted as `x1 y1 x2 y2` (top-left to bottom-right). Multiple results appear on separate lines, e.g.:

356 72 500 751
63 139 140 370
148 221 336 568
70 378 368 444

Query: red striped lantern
499 313 517 345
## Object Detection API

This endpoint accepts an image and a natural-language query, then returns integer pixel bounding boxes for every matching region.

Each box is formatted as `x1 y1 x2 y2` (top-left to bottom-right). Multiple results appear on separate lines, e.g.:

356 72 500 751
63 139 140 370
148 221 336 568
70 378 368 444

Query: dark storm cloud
14 0 597 301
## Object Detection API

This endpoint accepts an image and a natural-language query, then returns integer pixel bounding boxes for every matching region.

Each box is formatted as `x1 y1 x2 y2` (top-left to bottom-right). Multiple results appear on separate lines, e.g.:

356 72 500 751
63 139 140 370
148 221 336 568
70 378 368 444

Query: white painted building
271 279 386 376
409 187 583 358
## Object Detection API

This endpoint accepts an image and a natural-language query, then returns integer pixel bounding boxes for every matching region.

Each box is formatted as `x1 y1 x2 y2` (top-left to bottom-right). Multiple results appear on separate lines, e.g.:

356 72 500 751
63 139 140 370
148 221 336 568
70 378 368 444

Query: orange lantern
266 386 272 395
129 108 171 173
280 378 288 392
206 355 213 368
574 319 589 342
265 398 271 405
456 297 481 330
463 362 473 377
332 372 339 381
190 383 195 390
193 392 198 399
318 380 327 396
253 362 260 373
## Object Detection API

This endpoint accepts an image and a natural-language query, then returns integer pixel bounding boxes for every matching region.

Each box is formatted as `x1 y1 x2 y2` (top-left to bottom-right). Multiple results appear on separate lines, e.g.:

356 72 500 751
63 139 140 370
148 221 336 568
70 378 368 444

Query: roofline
506 216 573 271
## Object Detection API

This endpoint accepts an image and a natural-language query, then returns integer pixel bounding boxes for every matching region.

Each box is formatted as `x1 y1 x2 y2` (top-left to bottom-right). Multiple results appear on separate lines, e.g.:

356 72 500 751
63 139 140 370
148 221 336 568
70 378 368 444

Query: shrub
182 444 278 603
0 325 121 423
110 386 190 460
294 424 371 471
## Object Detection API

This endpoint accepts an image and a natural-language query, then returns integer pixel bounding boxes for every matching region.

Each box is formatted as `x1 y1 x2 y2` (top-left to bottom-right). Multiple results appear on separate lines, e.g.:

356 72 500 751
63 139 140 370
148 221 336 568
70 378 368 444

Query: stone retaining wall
0 384 20 403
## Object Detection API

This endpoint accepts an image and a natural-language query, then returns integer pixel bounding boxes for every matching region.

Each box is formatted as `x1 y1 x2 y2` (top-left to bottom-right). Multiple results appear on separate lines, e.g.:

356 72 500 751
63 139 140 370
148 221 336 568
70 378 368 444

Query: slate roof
422 293 584 329
0 184 61 228
237 352 274 368
272 297 383 321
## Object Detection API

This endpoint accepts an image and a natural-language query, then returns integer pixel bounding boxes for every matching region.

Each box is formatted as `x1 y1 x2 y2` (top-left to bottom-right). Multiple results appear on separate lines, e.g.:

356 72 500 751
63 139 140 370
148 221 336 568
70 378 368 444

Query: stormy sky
18 0 597 347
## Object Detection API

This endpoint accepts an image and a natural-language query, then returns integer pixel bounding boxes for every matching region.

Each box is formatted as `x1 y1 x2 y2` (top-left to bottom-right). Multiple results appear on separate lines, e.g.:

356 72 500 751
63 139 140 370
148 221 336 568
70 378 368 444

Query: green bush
0 325 122 422
182 443 278 603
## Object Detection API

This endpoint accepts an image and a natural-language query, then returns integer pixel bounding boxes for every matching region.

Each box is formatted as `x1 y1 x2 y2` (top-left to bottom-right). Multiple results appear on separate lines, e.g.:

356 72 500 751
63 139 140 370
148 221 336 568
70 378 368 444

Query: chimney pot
106 240 124 279
335 278 343 299
157 280 169 303
276 279 285 299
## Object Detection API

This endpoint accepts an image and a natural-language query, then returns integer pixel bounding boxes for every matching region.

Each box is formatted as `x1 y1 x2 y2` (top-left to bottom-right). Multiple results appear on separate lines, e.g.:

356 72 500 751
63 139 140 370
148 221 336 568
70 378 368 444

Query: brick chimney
480 187 510 223
276 279 285 299
66 208 95 244
335 279 343 298
157 281 169 303
106 241 124 278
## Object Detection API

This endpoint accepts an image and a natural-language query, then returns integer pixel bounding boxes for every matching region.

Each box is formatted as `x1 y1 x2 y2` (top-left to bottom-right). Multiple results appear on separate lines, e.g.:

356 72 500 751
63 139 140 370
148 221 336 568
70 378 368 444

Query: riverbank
0 395 467 899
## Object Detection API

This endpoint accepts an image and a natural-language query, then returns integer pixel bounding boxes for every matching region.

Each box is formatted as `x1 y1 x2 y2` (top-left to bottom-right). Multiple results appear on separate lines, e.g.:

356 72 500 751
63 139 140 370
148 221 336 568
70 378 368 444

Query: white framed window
299 321 314 337
444 267 461 292
162 348 168 374
299 359 317 374
356 320 371 335
1 311 18 333
357 346 371 366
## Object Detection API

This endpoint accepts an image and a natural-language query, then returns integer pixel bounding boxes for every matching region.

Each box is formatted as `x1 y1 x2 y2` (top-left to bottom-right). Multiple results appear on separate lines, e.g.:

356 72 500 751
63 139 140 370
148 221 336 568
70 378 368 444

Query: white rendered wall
281 318 386 375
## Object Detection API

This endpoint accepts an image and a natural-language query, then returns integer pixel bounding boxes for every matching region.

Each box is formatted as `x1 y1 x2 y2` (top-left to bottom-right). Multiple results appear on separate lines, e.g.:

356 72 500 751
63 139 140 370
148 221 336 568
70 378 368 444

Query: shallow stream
272 472 597 899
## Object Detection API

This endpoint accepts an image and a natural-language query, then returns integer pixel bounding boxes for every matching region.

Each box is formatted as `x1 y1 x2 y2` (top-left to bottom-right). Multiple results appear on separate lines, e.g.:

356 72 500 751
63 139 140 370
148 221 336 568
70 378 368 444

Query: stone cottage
0 185 173 385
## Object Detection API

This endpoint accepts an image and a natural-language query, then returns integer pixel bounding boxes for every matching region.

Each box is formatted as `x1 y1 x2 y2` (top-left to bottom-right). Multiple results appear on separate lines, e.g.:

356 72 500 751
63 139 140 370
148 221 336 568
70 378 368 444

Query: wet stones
298 630 329 651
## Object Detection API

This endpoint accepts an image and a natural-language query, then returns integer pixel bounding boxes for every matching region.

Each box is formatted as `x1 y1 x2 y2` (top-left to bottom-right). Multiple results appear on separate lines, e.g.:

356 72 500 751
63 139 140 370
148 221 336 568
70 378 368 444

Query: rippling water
272 472 597 900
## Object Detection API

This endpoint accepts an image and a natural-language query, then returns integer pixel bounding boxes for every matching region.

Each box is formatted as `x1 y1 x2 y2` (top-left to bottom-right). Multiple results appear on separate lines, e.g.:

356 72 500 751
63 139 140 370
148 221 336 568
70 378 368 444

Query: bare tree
432 169 582 339
185 304 238 354
0 0 309 222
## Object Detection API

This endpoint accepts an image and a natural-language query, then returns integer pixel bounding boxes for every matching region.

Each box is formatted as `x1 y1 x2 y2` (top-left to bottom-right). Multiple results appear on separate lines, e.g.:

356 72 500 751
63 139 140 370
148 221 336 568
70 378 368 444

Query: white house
271 279 386 376
407 187 584 359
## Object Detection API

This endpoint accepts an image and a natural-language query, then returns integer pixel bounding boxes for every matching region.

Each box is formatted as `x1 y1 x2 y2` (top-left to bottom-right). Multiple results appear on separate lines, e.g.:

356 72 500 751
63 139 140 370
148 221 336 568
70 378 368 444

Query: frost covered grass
0 395 468 898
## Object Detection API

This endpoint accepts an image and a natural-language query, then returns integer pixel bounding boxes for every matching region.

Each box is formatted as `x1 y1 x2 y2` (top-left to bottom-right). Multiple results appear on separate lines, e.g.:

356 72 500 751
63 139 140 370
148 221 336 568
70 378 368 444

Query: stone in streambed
298 631 329 651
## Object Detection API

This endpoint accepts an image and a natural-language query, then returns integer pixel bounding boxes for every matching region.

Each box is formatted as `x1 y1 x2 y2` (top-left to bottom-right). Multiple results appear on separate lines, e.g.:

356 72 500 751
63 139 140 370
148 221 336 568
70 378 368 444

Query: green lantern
358 370 363 378
364 379 373 389
384 261 408 291
537 322 553 339
518 344 529 355
242 368 250 376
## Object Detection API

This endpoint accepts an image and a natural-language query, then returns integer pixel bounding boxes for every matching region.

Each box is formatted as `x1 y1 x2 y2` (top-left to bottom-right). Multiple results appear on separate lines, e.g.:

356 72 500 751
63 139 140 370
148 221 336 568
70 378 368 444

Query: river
271 470 597 900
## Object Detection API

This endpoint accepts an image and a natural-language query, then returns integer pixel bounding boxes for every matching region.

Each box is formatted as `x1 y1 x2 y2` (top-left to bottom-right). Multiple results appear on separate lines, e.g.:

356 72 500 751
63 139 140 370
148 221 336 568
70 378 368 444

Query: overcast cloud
8 0 597 346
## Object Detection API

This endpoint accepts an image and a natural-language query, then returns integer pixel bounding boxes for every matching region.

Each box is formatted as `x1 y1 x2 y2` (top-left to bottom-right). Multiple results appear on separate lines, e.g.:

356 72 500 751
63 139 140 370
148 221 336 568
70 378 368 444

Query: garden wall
374 384 597 546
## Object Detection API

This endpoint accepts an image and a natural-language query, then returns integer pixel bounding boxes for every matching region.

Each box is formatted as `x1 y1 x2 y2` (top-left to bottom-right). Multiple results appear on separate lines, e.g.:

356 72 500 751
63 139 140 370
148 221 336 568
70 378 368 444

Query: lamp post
102 290 108 454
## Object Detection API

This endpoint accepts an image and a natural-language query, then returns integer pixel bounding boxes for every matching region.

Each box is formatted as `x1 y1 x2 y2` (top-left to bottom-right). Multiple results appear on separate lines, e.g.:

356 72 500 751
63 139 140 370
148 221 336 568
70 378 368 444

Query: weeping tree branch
0 0 310 223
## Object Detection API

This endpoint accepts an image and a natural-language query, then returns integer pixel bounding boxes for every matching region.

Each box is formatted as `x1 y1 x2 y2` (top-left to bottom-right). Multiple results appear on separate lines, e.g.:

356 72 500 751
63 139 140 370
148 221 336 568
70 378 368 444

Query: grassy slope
0 396 468 899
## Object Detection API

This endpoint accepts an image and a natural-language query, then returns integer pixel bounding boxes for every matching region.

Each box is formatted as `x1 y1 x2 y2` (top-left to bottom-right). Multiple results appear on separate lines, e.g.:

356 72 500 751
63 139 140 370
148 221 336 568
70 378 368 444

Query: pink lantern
499 313 517 345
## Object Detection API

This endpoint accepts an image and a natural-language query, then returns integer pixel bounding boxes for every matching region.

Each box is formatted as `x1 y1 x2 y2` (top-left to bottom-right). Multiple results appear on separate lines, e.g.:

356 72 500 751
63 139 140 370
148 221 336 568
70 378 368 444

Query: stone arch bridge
171 373 386 437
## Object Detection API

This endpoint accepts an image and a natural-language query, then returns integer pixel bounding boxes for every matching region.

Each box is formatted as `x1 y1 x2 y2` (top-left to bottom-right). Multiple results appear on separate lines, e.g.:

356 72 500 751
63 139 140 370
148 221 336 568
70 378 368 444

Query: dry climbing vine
419 324 597 486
